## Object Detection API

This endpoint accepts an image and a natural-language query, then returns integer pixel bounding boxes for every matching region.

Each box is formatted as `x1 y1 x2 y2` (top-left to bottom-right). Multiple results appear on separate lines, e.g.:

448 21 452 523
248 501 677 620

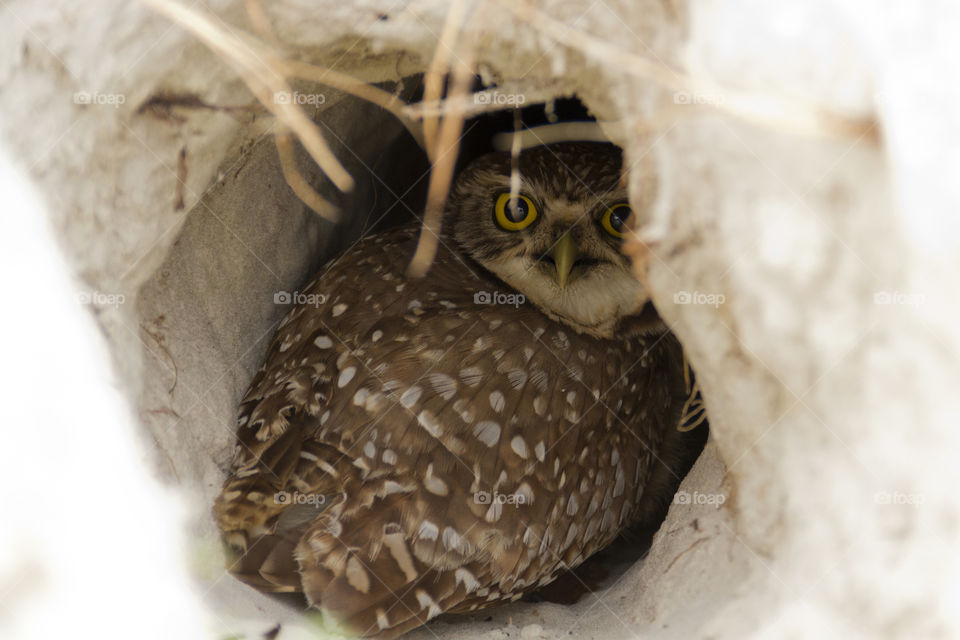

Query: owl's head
449 142 658 339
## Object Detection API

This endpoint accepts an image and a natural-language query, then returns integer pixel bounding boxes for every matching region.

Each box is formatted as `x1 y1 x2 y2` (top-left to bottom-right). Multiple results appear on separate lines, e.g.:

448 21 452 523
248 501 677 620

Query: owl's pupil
506 198 528 222
610 207 630 231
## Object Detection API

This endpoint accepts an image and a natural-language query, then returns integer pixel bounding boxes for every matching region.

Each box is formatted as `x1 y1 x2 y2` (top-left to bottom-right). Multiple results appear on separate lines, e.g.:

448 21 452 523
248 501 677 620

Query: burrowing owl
215 142 706 638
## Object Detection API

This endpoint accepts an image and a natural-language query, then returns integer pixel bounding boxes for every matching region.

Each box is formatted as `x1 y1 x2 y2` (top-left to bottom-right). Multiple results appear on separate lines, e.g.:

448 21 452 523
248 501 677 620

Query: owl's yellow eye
494 193 538 231
600 203 632 239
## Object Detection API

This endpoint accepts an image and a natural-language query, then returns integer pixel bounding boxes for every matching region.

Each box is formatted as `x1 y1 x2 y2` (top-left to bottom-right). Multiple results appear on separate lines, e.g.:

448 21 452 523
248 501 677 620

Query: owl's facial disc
514 212 646 334
449 144 655 339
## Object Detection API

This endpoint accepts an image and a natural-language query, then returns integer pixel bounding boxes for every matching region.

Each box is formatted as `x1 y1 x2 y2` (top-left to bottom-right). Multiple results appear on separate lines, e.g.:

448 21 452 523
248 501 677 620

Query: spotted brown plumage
214 143 706 638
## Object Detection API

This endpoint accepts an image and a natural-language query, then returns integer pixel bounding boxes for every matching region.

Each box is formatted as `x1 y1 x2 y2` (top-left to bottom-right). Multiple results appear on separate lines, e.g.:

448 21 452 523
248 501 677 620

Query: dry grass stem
406 0 476 278
422 0 470 160
275 126 340 222
406 60 475 278
407 56 476 278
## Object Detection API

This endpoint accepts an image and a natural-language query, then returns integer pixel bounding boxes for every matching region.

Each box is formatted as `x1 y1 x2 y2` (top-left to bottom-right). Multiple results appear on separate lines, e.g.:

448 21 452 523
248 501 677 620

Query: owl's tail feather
214 412 345 594
295 497 471 639
302 565 463 639
223 526 305 592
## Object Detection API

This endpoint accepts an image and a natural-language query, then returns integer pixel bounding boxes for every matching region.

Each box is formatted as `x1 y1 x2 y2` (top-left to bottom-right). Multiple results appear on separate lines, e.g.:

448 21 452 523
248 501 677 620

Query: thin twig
421 0 470 160
275 126 340 222
406 51 476 278
508 109 523 208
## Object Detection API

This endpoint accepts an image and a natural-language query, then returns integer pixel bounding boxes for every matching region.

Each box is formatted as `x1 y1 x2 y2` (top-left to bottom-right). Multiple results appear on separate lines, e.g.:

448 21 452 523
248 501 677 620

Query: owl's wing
214 404 356 592
213 299 366 591
213 297 505 632
631 350 710 528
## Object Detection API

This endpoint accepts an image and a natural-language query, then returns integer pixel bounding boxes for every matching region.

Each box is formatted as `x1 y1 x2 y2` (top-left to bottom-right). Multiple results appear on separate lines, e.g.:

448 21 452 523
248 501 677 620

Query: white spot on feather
516 482 534 504
484 501 502 522
418 410 443 437
428 373 457 400
400 385 422 408
473 421 501 447
345 556 370 593
489 391 505 413
511 435 529 459
614 467 626 497
415 590 442 619
383 533 418 581
455 568 480 593
460 367 484 387
507 369 527 389
338 366 356 388
424 464 449 495
533 396 547 416
418 520 439 541
443 526 465 552
376 609 390 630
383 481 409 495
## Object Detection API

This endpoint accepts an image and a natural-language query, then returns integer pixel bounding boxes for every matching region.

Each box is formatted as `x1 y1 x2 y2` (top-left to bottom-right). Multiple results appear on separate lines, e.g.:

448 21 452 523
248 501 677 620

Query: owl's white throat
485 257 648 339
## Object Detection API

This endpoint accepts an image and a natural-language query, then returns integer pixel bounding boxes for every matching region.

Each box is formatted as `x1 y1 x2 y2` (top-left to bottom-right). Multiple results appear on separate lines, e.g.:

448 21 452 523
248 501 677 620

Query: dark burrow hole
253 74 709 614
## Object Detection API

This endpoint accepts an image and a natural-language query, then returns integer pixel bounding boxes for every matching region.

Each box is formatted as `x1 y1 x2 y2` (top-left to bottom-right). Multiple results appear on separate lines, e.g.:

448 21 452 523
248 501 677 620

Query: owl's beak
551 233 578 288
